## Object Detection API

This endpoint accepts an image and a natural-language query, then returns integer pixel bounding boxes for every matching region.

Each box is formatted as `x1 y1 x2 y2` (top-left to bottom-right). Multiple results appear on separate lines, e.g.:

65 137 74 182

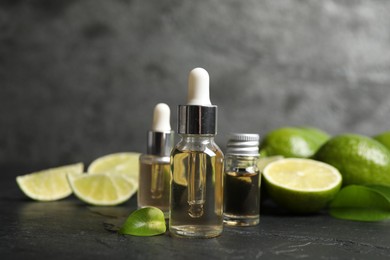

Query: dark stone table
1 166 390 259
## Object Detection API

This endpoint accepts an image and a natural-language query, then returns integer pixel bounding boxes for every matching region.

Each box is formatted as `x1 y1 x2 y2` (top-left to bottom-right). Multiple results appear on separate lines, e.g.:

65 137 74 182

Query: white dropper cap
152 103 171 132
187 68 212 106
178 68 217 134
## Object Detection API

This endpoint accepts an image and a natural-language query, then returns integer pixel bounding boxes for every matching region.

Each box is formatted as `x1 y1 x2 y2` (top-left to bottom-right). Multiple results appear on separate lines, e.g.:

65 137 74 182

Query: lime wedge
263 158 342 213
16 163 84 201
67 172 137 206
119 207 166 236
88 152 140 181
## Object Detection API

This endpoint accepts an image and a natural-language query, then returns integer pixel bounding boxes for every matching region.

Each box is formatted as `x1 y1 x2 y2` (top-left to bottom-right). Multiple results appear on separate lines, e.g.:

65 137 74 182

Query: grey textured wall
1 0 390 168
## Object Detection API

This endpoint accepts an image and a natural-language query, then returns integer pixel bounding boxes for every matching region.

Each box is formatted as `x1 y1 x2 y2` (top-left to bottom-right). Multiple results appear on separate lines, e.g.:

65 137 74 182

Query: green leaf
119 207 166 236
364 184 390 202
329 185 390 222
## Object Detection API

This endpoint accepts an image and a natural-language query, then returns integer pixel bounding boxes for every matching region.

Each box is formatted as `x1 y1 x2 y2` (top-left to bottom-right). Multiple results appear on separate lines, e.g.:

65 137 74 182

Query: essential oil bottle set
137 68 260 238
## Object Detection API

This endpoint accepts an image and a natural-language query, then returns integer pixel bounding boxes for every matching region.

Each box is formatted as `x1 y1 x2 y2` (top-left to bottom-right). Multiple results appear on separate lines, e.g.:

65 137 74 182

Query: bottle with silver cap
138 103 174 217
224 133 260 226
169 68 224 238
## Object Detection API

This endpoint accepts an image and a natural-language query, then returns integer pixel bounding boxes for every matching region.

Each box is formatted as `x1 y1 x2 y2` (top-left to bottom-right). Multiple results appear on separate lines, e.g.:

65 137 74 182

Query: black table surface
1 166 390 259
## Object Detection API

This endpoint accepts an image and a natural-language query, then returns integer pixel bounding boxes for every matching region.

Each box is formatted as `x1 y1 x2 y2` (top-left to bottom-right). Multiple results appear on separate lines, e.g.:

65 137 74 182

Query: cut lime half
263 158 342 213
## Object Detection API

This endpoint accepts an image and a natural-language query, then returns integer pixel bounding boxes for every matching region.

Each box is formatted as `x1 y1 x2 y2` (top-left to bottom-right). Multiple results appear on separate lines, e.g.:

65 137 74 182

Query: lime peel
373 131 390 151
314 134 390 186
119 207 166 236
259 127 329 158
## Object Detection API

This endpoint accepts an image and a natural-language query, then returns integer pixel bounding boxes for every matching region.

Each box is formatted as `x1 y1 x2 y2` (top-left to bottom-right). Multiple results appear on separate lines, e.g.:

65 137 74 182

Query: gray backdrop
1 0 390 169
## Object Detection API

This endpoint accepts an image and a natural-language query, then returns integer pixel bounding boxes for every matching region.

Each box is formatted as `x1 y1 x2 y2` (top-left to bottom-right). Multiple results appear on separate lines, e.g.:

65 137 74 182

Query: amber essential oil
223 133 260 226
137 103 173 217
224 166 260 226
138 155 171 216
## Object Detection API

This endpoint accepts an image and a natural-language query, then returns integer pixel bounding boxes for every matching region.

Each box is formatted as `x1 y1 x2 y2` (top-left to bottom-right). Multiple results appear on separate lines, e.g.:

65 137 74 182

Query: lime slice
263 158 342 213
119 207 166 236
88 152 141 181
68 172 137 206
16 163 84 201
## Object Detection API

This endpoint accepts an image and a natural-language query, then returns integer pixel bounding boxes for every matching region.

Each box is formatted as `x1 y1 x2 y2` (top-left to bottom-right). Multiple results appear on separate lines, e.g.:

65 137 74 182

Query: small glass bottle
223 133 260 226
170 68 224 238
138 103 174 217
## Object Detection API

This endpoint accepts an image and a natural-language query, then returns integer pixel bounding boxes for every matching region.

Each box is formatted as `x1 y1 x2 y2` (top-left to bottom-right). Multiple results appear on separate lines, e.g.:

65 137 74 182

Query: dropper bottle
138 103 174 217
169 68 224 238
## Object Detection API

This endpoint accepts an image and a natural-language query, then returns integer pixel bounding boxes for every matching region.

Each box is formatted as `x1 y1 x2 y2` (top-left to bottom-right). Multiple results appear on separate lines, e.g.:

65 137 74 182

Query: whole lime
298 126 330 142
314 134 390 186
373 131 390 151
259 127 329 158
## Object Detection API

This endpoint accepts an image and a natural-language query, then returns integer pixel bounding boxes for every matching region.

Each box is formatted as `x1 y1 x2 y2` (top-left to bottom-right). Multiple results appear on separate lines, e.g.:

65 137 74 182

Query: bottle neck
147 130 174 156
178 105 217 135
179 134 215 143
225 154 259 169
175 134 220 153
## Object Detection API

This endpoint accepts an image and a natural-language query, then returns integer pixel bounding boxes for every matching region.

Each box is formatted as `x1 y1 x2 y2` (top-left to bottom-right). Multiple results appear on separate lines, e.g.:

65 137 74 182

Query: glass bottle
223 133 260 226
138 103 174 217
169 68 224 238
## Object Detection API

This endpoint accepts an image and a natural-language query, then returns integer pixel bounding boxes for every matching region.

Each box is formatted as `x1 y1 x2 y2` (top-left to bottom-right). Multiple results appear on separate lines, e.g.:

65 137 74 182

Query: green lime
119 207 166 236
263 158 342 213
373 131 390 151
16 163 84 201
314 134 390 186
298 126 330 142
259 127 329 158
